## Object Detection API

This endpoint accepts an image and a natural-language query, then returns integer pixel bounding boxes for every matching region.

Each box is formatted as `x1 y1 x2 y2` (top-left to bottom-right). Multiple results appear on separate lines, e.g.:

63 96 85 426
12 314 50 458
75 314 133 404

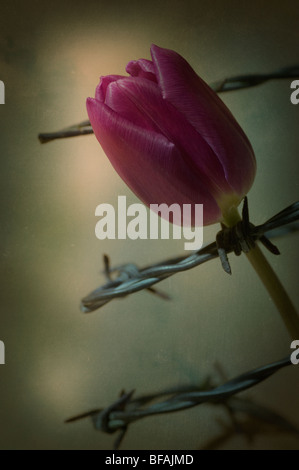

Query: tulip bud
87 45 256 227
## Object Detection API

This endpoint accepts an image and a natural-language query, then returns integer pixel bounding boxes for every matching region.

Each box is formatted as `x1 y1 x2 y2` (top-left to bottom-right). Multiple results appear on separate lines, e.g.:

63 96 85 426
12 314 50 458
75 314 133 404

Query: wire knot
216 197 280 274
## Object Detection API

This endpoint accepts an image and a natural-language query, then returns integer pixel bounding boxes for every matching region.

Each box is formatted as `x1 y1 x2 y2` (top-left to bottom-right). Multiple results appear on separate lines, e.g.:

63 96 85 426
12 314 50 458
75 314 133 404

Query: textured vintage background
0 0 298 449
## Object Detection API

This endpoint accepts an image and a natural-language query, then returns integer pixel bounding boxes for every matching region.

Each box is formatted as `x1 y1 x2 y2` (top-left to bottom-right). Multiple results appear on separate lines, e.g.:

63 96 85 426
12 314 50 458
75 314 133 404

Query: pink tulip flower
86 45 256 226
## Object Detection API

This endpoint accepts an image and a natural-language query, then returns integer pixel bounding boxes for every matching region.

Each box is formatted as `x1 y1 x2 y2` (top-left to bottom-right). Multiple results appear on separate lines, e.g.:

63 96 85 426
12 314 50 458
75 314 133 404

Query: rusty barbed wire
38 65 299 144
66 355 299 449
81 200 299 313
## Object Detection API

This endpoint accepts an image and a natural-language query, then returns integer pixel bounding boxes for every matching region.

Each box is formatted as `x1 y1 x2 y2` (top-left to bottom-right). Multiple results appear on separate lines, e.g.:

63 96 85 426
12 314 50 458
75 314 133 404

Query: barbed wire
76 203 299 450
81 200 299 313
66 355 299 449
210 64 299 92
38 120 93 144
38 64 299 449
38 64 299 144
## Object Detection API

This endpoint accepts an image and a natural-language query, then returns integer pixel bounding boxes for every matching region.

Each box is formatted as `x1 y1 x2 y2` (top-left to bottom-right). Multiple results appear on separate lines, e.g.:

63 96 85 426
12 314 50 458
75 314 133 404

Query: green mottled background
0 0 298 450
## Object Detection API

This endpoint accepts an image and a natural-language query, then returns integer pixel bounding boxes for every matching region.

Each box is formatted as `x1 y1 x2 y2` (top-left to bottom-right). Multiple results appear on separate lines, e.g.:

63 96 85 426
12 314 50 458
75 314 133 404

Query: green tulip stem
245 243 299 340
222 204 299 340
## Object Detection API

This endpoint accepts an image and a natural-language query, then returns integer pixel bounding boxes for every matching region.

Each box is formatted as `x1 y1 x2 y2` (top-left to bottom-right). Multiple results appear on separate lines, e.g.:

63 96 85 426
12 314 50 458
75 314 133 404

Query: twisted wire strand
210 65 299 92
107 358 292 427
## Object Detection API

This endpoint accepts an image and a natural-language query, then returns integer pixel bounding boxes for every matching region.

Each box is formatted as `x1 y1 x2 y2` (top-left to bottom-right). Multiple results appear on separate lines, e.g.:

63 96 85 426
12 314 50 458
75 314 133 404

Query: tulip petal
150 45 256 196
87 97 221 225
104 78 160 133
106 76 232 198
126 59 157 82
95 75 125 102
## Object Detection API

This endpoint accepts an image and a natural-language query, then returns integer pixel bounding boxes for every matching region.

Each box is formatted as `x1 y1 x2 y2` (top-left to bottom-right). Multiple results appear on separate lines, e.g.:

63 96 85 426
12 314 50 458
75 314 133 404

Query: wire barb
216 197 279 274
